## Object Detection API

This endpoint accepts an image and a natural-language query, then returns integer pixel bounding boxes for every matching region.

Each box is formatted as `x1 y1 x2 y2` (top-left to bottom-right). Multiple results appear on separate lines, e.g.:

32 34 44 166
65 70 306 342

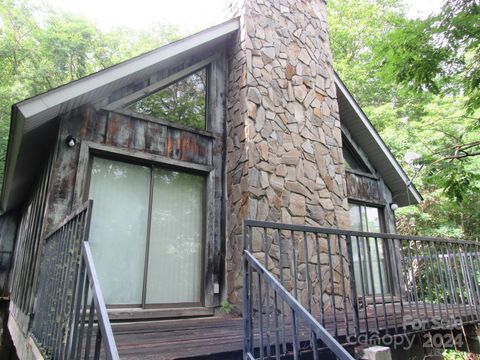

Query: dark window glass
343 139 370 173
127 69 207 130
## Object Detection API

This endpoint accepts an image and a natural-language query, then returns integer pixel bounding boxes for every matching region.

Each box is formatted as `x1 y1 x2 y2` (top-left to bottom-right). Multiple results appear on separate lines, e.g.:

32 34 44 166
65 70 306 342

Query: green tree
328 0 480 239
128 69 207 130
327 0 406 107
0 0 180 187
376 0 480 113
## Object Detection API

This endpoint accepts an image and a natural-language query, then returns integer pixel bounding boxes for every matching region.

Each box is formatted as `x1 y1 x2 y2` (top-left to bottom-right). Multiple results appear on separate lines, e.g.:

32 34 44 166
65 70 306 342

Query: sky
41 0 227 34
405 0 443 19
40 0 443 34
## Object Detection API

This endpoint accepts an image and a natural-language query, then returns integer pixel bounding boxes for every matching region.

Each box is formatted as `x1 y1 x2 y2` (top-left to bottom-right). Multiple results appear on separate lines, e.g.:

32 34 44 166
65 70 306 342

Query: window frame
75 141 215 311
125 68 208 131
342 135 376 176
348 202 396 298
102 56 216 134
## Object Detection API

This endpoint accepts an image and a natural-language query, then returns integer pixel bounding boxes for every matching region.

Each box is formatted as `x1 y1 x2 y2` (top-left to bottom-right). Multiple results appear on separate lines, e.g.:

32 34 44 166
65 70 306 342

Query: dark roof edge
1 106 25 214
17 17 240 132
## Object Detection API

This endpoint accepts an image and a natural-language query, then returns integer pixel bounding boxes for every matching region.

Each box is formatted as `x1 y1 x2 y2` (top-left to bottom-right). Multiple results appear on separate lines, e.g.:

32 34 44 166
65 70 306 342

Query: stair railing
66 241 119 360
31 201 119 360
243 224 355 360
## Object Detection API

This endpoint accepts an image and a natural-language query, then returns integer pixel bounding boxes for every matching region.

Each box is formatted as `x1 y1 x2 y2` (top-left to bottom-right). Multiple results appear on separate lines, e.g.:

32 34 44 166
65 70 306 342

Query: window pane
146 169 204 304
343 140 370 173
348 204 362 231
127 69 206 130
365 206 381 232
349 203 387 295
89 157 150 305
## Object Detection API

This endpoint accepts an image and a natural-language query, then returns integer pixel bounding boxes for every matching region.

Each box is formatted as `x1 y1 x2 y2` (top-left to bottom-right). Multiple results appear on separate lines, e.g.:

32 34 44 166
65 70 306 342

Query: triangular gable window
343 137 371 173
126 68 207 130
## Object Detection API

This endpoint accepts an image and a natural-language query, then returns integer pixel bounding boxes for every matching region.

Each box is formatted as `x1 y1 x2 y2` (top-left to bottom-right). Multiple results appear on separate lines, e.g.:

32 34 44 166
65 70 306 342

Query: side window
349 203 382 232
125 68 207 130
343 137 371 173
349 203 388 295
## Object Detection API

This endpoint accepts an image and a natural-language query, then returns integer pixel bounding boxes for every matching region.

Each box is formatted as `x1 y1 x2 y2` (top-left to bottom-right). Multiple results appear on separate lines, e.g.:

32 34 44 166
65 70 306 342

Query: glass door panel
349 204 388 295
146 169 204 304
88 157 150 305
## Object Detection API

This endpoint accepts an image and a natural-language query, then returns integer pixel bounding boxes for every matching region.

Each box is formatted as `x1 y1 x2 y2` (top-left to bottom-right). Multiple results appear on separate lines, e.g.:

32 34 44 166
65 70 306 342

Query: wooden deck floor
111 303 479 359
113 316 244 359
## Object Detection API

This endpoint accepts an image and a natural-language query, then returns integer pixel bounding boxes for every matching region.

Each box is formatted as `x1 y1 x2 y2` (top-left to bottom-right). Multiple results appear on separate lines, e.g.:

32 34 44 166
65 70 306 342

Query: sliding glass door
146 169 204 304
88 158 150 305
88 157 205 307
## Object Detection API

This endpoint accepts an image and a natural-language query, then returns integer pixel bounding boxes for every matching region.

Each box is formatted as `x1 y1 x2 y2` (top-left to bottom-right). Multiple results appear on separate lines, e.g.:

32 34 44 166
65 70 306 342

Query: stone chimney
225 0 349 304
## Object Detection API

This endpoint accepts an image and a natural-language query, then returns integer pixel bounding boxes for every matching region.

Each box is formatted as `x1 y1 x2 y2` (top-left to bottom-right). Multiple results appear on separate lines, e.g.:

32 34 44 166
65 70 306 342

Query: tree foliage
328 0 480 239
128 69 207 130
0 0 180 187
376 0 480 113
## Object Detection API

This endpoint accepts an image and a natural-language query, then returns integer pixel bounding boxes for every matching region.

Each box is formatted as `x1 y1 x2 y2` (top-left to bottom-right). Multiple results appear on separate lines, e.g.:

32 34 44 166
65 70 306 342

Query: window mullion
142 166 155 308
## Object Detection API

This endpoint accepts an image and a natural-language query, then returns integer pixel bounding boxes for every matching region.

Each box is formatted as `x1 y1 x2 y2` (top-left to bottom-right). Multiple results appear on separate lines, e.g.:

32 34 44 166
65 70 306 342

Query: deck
111 302 478 359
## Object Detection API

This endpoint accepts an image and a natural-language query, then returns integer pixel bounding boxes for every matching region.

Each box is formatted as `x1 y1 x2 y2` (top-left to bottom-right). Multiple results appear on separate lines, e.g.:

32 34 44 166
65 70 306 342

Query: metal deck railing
242 220 480 359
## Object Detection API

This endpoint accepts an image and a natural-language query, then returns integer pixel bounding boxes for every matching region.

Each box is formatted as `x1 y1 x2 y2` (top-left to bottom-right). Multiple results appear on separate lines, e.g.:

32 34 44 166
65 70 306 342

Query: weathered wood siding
342 126 397 233
46 107 216 226
345 171 382 204
9 150 53 332
5 51 226 328
0 212 18 298
345 170 396 232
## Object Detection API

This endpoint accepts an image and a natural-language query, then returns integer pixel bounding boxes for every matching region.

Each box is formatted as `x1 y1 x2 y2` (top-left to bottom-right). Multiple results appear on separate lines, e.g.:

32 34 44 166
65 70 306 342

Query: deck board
111 303 480 359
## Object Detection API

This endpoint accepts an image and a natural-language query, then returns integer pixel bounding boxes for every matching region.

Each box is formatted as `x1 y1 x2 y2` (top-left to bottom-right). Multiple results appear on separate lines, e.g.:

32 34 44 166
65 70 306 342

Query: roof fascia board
334 74 422 204
17 18 240 133
1 107 25 213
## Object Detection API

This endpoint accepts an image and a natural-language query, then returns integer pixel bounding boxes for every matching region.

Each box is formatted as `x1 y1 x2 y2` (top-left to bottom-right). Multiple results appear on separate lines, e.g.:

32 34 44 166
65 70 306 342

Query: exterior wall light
390 203 399 211
66 135 76 147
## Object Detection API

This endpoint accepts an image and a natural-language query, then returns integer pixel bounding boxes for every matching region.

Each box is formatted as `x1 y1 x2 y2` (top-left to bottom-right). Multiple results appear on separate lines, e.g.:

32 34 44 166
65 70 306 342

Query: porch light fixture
66 135 76 147
390 203 399 211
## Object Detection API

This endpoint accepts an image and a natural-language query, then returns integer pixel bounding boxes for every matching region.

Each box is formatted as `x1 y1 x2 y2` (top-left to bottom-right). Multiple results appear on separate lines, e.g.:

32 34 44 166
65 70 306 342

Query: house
0 0 478 359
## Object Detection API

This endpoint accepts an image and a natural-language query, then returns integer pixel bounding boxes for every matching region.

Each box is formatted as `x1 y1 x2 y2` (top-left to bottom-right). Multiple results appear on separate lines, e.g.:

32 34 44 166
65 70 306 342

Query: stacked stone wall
225 0 350 307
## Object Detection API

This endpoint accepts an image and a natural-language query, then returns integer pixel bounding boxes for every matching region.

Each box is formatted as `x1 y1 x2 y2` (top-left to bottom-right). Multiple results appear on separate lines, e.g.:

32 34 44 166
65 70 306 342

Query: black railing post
345 234 360 338
469 245 480 319
315 234 325 328
277 229 287 353
303 231 319 359
242 222 252 359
